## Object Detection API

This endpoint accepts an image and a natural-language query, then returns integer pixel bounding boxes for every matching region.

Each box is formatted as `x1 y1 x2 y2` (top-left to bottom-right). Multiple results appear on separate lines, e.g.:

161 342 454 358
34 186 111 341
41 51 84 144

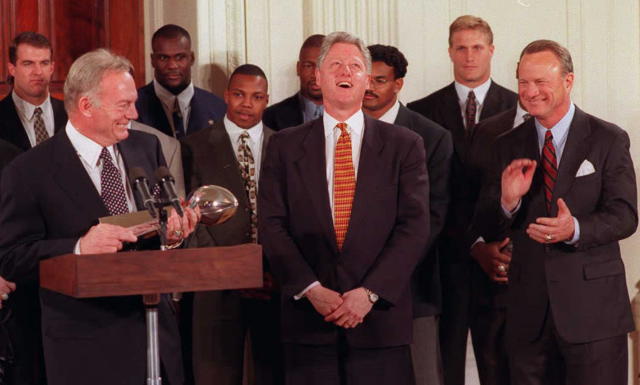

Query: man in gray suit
182 64 281 385
130 121 185 197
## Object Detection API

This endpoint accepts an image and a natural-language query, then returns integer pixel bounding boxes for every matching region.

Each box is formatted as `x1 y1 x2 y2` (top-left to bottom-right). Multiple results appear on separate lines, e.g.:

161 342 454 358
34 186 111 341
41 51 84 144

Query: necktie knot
465 91 478 133
33 107 43 119
545 129 553 142
336 123 348 136
467 90 476 102
99 147 112 162
239 131 250 143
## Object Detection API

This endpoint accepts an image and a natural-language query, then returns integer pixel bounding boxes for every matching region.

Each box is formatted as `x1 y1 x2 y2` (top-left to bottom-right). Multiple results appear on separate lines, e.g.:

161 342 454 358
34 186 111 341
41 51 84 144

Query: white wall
145 0 640 380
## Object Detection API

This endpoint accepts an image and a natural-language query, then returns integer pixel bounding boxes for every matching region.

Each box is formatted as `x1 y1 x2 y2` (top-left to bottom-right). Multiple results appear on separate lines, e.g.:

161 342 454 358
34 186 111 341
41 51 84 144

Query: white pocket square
575 159 595 177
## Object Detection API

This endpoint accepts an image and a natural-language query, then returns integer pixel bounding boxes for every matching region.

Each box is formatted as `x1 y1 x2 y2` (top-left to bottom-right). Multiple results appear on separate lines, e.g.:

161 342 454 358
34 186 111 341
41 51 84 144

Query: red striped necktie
542 130 558 214
333 123 356 250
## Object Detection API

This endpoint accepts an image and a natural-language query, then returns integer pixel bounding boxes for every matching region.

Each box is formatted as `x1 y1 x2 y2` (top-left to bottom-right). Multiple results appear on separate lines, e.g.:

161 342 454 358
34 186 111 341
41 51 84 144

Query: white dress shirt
377 99 401 124
153 79 194 134
12 91 55 147
454 79 492 128
224 115 265 184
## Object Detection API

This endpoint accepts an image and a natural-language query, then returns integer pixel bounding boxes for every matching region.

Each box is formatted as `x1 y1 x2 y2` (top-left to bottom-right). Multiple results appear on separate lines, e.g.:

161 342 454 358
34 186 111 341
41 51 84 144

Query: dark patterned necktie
465 90 477 135
333 123 355 250
173 99 185 139
99 147 129 216
542 130 558 214
237 131 258 242
33 107 49 145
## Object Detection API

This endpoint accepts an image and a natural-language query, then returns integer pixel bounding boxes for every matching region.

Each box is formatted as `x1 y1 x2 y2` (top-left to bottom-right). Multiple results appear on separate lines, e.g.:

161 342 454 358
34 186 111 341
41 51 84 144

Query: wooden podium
40 243 262 385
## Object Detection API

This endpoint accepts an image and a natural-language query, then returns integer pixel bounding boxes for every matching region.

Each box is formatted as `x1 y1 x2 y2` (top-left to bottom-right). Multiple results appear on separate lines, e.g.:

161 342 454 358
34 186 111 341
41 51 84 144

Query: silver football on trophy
188 185 238 225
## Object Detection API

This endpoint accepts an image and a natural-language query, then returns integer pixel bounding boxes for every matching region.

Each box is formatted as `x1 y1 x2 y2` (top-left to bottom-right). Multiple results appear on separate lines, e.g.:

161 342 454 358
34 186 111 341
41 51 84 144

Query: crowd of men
0 14 636 385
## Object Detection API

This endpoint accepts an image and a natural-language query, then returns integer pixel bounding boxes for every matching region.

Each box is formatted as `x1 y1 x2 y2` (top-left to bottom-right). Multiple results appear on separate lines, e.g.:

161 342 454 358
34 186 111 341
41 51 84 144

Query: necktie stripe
333 123 356 250
541 130 558 214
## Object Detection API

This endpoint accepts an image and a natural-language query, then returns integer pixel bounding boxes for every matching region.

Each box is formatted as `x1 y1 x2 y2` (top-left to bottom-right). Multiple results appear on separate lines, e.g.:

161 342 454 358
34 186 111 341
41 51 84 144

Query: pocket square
575 159 595 177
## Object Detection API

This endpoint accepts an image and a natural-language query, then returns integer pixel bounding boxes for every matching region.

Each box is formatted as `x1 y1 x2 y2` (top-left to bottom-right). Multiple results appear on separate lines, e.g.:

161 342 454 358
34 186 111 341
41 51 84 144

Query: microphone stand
143 199 175 385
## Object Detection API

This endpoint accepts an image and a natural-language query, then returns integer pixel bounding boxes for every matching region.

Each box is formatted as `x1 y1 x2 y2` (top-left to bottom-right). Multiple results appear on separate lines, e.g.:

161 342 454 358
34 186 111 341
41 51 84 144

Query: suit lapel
394 104 413 129
294 119 335 249
51 97 67 133
343 116 385 250
52 131 109 220
550 107 591 213
480 81 506 119
1 97 31 151
441 84 469 162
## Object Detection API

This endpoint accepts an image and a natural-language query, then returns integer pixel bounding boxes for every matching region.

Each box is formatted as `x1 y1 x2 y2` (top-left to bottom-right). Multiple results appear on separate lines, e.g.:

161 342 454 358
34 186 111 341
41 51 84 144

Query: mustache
365 90 378 98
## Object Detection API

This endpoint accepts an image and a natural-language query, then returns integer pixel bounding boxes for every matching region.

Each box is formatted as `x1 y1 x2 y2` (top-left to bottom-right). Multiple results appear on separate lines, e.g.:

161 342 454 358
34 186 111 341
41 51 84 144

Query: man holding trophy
0 49 199 385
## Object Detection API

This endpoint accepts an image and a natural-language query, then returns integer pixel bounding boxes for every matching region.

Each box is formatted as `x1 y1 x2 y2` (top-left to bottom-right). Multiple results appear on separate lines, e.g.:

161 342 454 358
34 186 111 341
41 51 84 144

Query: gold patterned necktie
333 123 356 250
33 107 49 145
237 131 258 243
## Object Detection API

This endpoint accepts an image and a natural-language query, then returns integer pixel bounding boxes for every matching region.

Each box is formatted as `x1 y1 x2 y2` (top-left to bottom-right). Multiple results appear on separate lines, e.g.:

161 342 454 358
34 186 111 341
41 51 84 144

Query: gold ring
545 234 553 241
173 230 184 238
498 265 506 273
1 293 9 301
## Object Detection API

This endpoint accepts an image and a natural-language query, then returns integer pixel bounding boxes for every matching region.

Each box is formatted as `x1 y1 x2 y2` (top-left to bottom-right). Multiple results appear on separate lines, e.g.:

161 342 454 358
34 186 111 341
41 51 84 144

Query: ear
564 72 574 91
7 62 15 77
189 51 195 65
394 77 404 94
77 95 94 117
296 61 302 77
489 44 495 56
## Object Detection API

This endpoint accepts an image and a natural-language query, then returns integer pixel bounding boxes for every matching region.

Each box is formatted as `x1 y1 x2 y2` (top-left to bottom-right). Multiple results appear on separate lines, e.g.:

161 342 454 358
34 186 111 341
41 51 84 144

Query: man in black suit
262 34 325 130
0 49 199 385
259 31 429 385
363 44 452 385
0 32 67 151
136 24 226 138
0 31 67 385
407 15 517 385
183 64 281 385
479 40 636 385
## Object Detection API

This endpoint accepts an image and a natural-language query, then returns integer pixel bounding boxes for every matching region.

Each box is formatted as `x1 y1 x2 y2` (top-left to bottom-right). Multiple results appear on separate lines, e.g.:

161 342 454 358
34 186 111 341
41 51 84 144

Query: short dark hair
152 24 191 46
228 64 268 88
368 44 408 79
300 34 325 54
518 39 574 75
9 32 52 65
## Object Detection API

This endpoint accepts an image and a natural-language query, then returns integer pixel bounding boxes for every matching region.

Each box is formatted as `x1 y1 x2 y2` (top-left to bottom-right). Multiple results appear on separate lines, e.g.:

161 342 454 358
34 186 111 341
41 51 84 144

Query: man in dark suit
0 31 67 385
0 49 199 385
480 40 636 385
363 44 452 385
136 24 226 138
183 64 281 385
0 32 67 152
407 15 517 385
262 34 325 130
259 31 429 385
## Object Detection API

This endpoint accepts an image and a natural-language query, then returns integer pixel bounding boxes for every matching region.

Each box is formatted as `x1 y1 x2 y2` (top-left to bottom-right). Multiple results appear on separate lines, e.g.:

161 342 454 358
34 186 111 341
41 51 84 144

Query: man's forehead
325 43 365 61
152 36 191 52
16 43 52 60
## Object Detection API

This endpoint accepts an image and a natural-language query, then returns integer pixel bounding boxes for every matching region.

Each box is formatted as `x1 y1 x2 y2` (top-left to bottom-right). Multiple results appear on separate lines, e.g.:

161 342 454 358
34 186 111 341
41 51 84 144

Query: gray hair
317 31 371 72
518 40 574 75
64 48 133 113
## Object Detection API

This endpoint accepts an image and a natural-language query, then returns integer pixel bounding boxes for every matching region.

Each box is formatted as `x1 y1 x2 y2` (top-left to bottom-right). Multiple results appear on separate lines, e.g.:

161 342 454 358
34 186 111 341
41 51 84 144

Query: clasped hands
306 285 373 329
79 200 200 254
501 158 575 244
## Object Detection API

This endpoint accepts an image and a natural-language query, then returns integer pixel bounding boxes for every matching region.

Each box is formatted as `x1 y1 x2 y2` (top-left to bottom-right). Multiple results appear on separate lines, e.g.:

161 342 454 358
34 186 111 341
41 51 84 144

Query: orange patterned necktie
333 123 356 250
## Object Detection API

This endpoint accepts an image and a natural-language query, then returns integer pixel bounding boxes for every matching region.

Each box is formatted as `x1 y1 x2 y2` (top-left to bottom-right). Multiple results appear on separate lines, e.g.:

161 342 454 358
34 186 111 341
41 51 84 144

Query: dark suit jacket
183 120 275 247
463 107 519 308
258 115 430 348
136 82 226 137
0 94 67 151
478 107 637 345
0 130 183 385
393 105 453 317
0 140 21 172
262 93 304 131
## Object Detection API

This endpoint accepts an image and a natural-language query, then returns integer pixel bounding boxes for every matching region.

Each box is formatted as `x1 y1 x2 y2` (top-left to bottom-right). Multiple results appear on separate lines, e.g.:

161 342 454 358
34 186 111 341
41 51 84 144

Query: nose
33 63 43 75
126 103 139 121
338 63 351 76
166 57 179 69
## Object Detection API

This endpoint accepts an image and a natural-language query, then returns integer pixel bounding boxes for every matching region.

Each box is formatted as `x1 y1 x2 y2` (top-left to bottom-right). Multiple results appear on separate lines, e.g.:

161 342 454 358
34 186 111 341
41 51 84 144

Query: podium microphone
155 166 183 217
130 167 158 218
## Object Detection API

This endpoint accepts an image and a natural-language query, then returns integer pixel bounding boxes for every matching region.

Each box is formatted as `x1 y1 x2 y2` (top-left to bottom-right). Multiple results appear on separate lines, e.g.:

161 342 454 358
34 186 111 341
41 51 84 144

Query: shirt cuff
293 281 320 300
565 217 580 245
73 240 81 255
501 200 521 218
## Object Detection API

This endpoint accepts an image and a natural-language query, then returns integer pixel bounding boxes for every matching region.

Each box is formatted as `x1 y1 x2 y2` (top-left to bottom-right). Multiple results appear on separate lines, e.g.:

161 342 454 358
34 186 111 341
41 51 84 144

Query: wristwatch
364 288 379 304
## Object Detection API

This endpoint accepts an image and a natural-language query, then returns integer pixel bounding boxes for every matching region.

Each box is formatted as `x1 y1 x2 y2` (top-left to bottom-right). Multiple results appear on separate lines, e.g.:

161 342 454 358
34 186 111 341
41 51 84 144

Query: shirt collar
299 92 323 117
12 90 51 121
535 103 575 143
65 120 119 170
454 78 492 105
153 78 195 110
323 110 365 139
377 99 401 124
224 115 264 142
